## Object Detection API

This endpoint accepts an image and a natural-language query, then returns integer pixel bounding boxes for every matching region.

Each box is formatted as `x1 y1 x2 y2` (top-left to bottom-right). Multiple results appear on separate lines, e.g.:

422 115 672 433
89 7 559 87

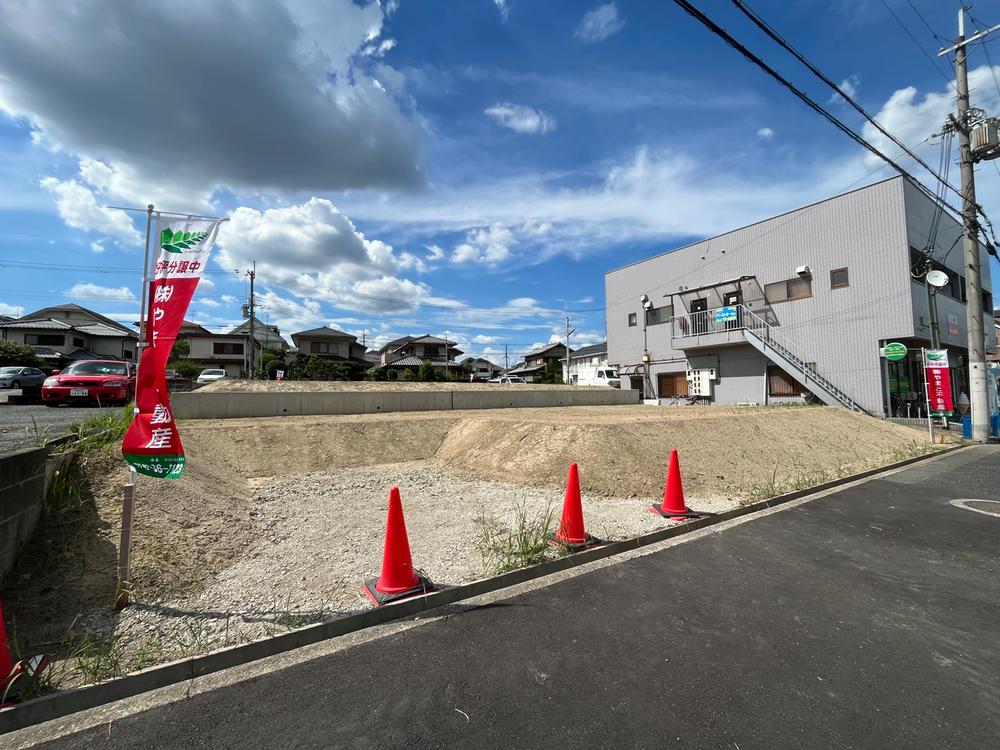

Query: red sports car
42 360 135 406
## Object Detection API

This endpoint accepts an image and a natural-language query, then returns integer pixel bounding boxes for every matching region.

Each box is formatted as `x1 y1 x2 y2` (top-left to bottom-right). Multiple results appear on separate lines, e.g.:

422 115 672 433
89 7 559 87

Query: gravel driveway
0 400 119 453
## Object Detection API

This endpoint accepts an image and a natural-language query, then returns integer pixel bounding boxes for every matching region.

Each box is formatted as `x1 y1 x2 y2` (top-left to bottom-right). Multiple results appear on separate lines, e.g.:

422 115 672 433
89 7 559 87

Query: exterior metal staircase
738 306 871 415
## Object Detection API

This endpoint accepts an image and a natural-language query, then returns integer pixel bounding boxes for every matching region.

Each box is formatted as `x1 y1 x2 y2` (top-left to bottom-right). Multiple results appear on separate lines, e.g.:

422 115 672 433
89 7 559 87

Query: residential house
290 327 367 362
989 309 1000 363
563 342 612 384
605 176 996 416
229 316 288 353
0 303 138 368
183 330 257 377
375 335 463 375
462 357 502 381
508 343 571 383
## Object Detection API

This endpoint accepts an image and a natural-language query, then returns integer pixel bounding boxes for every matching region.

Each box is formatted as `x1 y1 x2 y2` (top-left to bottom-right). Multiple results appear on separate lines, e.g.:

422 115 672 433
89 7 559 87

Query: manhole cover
950 499 1000 518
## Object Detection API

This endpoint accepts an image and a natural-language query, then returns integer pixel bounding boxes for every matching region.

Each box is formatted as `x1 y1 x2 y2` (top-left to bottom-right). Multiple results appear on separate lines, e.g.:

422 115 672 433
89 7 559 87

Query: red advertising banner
122 218 222 478
923 349 954 416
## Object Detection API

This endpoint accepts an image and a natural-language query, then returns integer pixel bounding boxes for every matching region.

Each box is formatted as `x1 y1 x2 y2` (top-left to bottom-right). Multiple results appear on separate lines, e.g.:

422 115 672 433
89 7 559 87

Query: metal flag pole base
0 654 49 707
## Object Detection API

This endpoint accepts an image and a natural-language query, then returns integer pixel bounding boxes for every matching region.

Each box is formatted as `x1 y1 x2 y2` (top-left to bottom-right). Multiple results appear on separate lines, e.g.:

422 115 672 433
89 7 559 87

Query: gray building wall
605 177 992 414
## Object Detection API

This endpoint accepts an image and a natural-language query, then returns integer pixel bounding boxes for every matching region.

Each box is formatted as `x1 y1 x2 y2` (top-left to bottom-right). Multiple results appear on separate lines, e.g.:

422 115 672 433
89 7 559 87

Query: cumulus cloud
757 127 774 140
829 75 860 104
39 178 141 246
0 302 20 317
494 0 509 21
66 282 136 302
216 197 449 314
473 334 500 344
574 3 625 43
484 103 556 134
452 223 515 265
0 0 422 210
90 240 106 254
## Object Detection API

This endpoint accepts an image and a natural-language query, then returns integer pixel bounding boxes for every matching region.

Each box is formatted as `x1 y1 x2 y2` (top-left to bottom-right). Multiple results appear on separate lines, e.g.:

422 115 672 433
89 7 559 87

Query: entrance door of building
722 290 742 330
690 297 708 334
657 371 689 399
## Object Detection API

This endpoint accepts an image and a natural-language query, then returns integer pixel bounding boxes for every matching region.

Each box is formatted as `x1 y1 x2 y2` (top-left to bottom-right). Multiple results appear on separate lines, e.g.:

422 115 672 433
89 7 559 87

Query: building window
72 337 85 348
984 290 994 313
124 350 133 360
627 312 637 327
25 334 65 346
645 305 672 326
764 278 813 304
311 341 330 354
830 268 849 289
213 342 244 355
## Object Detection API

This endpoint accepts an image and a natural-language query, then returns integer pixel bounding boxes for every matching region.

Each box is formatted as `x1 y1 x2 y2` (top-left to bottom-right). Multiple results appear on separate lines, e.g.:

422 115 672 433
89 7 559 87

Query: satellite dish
926 269 950 288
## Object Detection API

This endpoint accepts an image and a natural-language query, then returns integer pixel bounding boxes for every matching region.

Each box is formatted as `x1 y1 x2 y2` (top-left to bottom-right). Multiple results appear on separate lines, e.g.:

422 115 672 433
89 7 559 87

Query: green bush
399 368 416 381
0 340 42 368
386 368 399 381
417 359 436 382
168 360 201 379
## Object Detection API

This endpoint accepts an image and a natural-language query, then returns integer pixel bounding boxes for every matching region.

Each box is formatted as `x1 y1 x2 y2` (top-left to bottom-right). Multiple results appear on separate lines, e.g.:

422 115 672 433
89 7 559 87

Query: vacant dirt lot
6 404 939 686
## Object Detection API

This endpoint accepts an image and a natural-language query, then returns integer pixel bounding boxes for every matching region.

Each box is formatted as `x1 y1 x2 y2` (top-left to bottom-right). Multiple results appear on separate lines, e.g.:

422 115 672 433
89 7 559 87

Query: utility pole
563 316 575 384
247 261 256 380
940 6 999 442
504 344 509 373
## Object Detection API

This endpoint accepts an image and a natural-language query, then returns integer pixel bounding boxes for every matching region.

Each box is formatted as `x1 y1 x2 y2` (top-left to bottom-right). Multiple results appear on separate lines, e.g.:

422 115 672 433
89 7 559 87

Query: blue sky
1 0 999 363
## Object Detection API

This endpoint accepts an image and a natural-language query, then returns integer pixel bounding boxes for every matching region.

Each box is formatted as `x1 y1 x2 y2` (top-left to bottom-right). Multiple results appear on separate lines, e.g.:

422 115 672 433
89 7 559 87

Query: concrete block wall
0 446 47 580
171 388 641 420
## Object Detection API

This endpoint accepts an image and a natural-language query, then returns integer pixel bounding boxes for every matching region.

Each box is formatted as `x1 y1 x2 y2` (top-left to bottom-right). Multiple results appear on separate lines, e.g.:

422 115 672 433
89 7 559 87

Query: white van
573 367 621 387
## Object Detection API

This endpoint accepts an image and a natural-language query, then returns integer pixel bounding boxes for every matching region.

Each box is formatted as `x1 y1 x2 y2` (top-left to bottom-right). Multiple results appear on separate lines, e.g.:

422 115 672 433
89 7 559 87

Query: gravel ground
0 401 118 453
75 461 734 672
198 379 617 393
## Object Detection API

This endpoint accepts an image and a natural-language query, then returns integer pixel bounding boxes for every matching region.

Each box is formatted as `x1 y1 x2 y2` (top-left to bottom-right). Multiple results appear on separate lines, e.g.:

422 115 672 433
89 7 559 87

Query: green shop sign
882 342 908 362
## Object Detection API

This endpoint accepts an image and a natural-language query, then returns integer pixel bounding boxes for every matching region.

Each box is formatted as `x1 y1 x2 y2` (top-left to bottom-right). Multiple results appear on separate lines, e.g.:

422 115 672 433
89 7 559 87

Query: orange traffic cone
0 597 47 706
549 463 602 551
363 487 434 606
650 449 703 520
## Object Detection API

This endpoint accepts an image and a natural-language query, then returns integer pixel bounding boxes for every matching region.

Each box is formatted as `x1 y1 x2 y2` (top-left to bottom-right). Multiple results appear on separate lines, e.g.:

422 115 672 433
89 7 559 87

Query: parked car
0 366 46 390
488 376 527 384
42 360 134 406
196 368 227 385
574 368 621 388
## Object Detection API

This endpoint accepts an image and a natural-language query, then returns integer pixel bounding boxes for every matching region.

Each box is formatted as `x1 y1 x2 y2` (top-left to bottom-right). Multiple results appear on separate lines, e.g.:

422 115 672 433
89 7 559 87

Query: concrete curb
0 444 966 734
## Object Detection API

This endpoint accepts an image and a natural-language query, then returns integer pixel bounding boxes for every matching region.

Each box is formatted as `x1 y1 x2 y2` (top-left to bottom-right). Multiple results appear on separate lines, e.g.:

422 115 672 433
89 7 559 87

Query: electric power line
878 0 957 89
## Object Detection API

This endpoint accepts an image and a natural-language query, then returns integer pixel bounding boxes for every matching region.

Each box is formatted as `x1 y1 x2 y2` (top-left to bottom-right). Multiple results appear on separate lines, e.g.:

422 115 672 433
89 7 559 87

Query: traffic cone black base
547 531 603 552
362 571 434 607
649 505 703 520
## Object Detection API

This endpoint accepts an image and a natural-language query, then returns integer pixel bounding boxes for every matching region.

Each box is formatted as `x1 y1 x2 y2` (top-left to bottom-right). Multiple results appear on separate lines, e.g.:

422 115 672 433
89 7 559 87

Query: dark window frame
310 341 331 354
830 267 850 289
25 333 65 346
627 312 637 327
72 337 85 348
212 342 244 355
764 277 813 305
645 305 672 326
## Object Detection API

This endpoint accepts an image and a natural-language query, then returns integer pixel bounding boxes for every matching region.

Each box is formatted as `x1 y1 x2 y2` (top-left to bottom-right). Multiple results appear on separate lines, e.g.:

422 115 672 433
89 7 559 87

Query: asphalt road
0 399 119 453
30 446 1000 749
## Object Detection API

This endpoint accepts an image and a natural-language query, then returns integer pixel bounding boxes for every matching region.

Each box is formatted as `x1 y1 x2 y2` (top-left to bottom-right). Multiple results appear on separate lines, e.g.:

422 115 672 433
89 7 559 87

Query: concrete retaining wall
0 447 47 580
171 388 640 420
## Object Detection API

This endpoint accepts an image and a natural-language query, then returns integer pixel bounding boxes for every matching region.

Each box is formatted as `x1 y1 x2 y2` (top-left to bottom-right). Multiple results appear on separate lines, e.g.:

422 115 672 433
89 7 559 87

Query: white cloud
217 197 451 314
362 38 396 57
66 282 136 302
473 334 500 344
757 127 774 140
39 178 141 246
829 75 860 104
197 299 222 308
426 244 446 261
0 302 20 317
0 0 422 211
90 240 106 253
451 223 515 265
574 3 625 44
484 102 556 134
494 0 509 22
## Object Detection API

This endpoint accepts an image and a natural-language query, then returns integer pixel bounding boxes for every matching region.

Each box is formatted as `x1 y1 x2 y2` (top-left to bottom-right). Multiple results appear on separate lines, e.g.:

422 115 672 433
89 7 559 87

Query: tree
168 359 202 379
417 359 436 382
400 368 417 381
541 361 564 384
171 337 190 359
0 340 42 368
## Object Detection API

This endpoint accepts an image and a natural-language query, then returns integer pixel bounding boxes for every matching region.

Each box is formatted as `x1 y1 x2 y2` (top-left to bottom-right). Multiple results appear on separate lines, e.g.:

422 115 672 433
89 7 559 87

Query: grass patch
744 440 940 501
66 402 134 453
474 502 560 576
